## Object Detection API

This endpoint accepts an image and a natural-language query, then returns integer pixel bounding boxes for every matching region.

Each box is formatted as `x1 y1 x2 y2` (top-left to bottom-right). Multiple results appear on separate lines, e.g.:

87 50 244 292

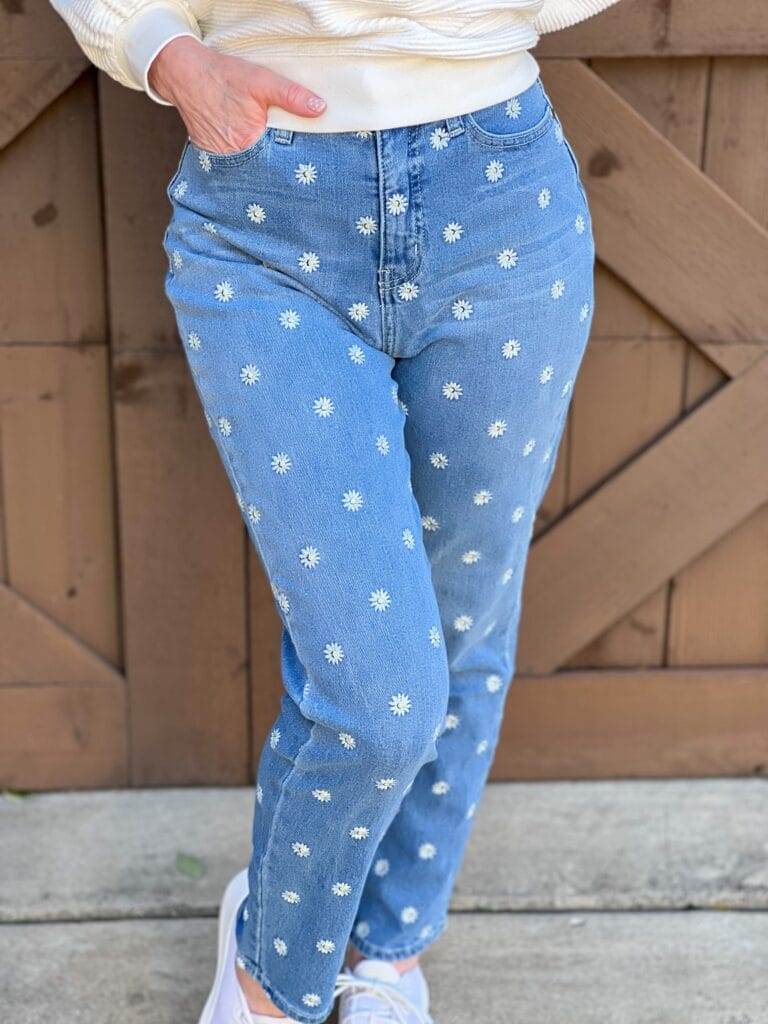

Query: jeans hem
348 914 448 961
234 948 331 1024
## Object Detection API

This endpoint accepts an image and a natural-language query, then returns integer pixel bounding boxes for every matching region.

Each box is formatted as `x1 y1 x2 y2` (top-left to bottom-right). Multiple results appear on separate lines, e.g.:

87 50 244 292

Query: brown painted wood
0 75 104 344
0 345 120 664
493 668 768 780
541 60 768 374
248 551 283 774
0 60 87 150
112 350 250 785
0 684 127 789
518 353 768 674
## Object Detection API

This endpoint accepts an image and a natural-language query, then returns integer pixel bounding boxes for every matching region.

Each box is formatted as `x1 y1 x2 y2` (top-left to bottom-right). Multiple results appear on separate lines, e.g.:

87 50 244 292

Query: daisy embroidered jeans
162 75 595 1023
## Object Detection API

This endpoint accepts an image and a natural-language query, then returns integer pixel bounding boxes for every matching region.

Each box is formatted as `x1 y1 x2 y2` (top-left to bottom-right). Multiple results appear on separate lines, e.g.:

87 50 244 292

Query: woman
50 1 619 1021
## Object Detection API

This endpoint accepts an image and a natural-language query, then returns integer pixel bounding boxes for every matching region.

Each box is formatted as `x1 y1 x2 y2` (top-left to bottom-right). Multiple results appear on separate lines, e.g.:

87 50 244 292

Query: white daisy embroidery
292 841 311 857
452 298 473 321
172 179 188 199
505 96 522 119
348 344 366 365
403 528 416 549
554 120 564 143
429 626 442 647
497 248 518 270
401 906 419 924
214 281 234 302
467 803 476 819
462 550 481 565
538 187 551 209
197 150 212 173
376 435 390 455
332 882 352 896
256 784 263 803
511 505 525 522
355 130 372 139
339 732 356 750
373 858 390 876
202 221 217 235
348 302 369 322
316 939 335 954
282 890 300 904
295 163 317 185
477 739 489 754
445 713 460 730
522 438 536 456
313 396 334 417
502 567 514 584
188 332 202 350
473 490 492 506
236 956 246 970
386 193 408 215
543 445 553 462
324 642 344 665
299 546 320 569
485 159 504 182
270 728 280 749
350 825 370 840
376 778 396 791
298 251 320 273
369 588 391 612
551 279 566 299
575 214 586 234
247 503 261 524
273 938 288 956
432 780 450 795
342 489 364 512
539 364 554 384
419 925 434 941
487 420 507 438
240 364 261 385
271 452 292 474
579 302 590 322
398 281 420 301
486 674 503 693
442 381 463 400
279 308 300 329
421 515 440 532
389 693 412 716
218 417 232 437
443 222 464 243
429 126 450 150
274 589 290 614
246 202 266 224
430 451 449 469
171 250 183 269
302 994 321 1008
356 215 378 235
562 379 574 397
419 843 436 860
453 614 473 632
502 338 521 359
355 922 370 939
313 789 331 802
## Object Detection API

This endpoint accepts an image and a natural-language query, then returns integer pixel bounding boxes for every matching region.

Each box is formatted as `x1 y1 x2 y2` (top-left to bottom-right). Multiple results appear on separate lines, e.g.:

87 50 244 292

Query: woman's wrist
148 35 208 106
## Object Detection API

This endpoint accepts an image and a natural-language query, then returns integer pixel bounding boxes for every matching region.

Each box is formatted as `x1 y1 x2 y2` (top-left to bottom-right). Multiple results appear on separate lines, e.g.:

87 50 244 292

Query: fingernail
307 95 326 112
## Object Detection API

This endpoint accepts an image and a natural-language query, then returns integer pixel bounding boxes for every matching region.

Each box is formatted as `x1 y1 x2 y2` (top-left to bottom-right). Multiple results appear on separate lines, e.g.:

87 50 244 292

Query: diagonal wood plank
0 584 124 687
542 60 768 376
0 60 87 150
517 354 768 673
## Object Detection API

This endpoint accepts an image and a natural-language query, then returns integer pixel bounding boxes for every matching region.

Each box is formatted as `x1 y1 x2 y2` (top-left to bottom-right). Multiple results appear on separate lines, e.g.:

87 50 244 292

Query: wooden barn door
1 1 767 788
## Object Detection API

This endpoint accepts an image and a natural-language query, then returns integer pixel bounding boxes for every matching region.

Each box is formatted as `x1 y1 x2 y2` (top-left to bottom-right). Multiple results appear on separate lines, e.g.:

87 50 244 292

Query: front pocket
463 78 554 149
192 128 274 169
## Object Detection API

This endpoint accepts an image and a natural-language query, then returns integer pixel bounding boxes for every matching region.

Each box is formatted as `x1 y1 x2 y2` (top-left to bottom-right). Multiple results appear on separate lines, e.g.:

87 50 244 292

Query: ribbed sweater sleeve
48 0 202 100
533 0 621 34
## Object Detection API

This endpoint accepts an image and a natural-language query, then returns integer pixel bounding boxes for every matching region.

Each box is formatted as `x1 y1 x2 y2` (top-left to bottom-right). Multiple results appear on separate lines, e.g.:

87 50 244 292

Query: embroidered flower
313 789 331 802
273 938 288 956
282 890 300 904
473 490 492 506
313 396 334 417
429 626 442 647
324 643 344 665
279 308 300 329
339 732 356 750
292 841 311 857
538 187 551 209
487 420 507 438
240 364 261 385
539 364 554 384
214 281 234 302
429 126 450 150
401 906 419 923
502 338 521 359
432 780 450 795
403 528 416 549
348 343 366 365
397 281 420 301
356 215 378 235
551 279 566 300
442 381 463 400
218 417 232 437
376 777 396 791
376 435 390 455
452 298 473 321
299 546 320 569
373 858 390 876
497 248 518 269
419 843 436 860
342 489 364 512
332 881 352 896
453 614 473 633
295 162 317 185
505 96 522 119
246 202 266 224
485 159 504 182
349 825 370 840
462 550 481 565
443 221 464 243
298 251 320 273
511 505 525 523
271 452 292 474
316 939 335 954
421 515 440 532
430 451 449 469
348 302 369 322
486 674 502 693
389 692 412 716
187 331 202 351
369 588 391 612
386 193 408 215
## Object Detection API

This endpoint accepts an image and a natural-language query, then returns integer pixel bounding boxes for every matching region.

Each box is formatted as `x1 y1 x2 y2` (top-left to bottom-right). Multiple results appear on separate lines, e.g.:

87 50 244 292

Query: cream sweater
50 0 620 131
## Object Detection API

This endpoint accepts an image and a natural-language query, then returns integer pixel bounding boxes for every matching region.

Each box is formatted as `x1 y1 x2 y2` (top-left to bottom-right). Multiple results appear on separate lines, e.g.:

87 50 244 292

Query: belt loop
273 128 294 145
444 115 465 138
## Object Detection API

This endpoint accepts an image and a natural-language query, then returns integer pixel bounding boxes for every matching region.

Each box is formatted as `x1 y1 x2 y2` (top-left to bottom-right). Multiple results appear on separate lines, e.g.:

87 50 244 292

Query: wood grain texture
0 60 87 150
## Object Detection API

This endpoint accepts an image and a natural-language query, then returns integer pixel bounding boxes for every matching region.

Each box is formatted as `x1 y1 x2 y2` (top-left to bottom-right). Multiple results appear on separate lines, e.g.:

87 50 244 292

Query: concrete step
2 911 766 1024
2 779 767 922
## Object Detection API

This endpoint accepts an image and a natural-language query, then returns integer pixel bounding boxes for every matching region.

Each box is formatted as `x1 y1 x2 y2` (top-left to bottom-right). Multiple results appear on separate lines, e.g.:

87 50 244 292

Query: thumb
258 69 327 119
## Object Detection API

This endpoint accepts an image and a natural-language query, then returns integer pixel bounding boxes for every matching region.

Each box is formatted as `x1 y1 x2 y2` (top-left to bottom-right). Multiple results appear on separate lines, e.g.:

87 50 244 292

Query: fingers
254 68 327 118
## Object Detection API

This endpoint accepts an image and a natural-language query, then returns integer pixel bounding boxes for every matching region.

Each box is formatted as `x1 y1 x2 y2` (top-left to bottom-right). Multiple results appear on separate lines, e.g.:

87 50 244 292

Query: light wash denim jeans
162 75 595 1022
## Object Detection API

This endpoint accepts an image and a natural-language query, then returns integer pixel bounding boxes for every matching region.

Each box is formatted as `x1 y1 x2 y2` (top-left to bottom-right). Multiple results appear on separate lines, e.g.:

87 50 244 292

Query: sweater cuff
118 2 202 105
534 0 621 34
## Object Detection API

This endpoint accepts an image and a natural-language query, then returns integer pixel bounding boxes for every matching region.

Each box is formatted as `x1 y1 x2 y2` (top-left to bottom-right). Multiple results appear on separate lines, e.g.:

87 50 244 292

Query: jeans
162 75 595 1023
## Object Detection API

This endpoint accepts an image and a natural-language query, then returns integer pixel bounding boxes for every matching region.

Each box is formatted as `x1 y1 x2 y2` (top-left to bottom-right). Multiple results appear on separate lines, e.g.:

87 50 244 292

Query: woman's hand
148 36 327 154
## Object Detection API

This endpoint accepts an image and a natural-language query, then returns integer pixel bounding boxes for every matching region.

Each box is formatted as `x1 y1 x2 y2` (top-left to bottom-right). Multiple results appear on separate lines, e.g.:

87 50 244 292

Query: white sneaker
198 869 299 1024
336 959 433 1024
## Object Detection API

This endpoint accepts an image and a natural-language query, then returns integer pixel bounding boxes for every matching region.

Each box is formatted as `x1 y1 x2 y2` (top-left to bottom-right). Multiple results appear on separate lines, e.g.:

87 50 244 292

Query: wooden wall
1 1 767 788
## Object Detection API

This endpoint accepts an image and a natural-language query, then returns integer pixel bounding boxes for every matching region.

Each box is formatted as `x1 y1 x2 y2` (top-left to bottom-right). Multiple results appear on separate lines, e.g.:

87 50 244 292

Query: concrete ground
1 779 767 1022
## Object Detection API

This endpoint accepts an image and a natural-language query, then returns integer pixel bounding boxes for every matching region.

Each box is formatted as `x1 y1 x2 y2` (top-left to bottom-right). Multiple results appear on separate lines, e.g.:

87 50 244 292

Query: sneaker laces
334 970 433 1024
